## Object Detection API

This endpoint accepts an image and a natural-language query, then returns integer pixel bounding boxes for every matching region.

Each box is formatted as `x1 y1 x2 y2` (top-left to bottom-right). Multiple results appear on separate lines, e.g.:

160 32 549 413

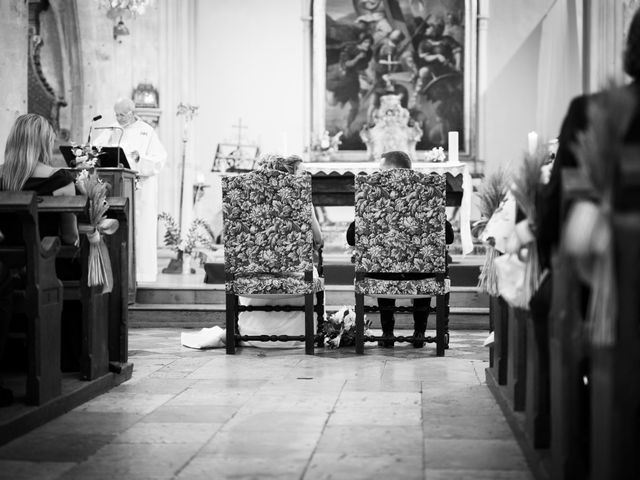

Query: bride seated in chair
181 154 324 350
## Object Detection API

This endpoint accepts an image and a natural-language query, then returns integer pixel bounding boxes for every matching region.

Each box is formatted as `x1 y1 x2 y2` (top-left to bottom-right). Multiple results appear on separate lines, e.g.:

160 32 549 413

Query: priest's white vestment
95 119 167 283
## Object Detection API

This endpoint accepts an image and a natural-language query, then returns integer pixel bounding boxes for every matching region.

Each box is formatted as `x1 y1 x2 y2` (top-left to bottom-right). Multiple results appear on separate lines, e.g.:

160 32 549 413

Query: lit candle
448 131 459 163
196 172 205 184
528 131 538 156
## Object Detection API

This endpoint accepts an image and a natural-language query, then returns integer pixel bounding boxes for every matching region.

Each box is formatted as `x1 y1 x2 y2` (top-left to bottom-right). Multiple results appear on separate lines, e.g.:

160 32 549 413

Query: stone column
477 0 490 165
0 0 28 156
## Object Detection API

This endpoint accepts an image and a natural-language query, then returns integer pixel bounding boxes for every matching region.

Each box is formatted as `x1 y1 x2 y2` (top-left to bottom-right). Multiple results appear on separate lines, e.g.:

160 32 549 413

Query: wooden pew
37 196 131 381
548 168 595 480
0 191 63 405
488 295 509 385
102 197 131 373
589 153 640 478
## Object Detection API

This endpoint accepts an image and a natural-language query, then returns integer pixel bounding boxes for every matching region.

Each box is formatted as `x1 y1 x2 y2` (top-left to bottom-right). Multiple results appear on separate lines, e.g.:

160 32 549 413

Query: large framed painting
312 0 476 159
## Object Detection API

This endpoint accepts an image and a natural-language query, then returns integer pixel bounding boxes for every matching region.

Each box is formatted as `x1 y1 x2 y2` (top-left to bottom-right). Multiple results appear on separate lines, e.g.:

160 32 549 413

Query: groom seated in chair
346 150 454 348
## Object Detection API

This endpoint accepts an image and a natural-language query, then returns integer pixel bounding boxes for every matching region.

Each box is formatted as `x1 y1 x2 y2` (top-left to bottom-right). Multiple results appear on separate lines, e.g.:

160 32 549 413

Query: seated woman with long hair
0 114 79 404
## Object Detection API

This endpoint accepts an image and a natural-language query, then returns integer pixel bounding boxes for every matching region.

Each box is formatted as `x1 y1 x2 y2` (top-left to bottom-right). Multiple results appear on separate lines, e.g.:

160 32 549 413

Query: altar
304 161 474 255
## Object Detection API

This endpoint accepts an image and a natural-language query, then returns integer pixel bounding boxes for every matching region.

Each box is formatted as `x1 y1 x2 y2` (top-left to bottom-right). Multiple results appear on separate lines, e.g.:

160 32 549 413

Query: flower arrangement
322 306 370 349
158 212 216 258
75 169 119 293
70 142 104 168
310 130 343 159
507 148 547 309
473 168 510 296
423 147 447 163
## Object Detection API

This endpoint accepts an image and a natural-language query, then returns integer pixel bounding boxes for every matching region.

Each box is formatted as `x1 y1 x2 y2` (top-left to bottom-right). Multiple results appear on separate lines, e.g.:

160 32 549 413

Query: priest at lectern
95 98 167 283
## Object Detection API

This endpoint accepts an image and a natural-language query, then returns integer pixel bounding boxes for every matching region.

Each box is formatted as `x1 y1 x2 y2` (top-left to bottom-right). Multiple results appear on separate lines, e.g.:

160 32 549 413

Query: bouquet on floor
473 168 510 296
322 306 370 348
564 86 635 346
75 169 119 293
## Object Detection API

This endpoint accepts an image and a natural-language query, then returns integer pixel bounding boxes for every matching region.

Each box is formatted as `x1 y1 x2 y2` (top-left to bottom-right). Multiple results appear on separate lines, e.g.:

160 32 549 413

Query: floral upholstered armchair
353 169 449 355
222 169 324 354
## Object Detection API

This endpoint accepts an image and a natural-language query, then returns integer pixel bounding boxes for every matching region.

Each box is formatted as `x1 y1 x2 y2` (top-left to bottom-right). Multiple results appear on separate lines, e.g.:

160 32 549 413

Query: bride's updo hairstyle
256 153 303 174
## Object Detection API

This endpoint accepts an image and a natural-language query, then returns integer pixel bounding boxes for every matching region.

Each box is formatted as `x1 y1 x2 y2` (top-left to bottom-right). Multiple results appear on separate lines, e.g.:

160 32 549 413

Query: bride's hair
257 153 302 174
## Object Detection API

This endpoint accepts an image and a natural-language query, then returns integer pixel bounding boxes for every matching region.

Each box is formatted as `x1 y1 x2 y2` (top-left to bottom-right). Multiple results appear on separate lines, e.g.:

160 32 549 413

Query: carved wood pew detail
0 191 63 405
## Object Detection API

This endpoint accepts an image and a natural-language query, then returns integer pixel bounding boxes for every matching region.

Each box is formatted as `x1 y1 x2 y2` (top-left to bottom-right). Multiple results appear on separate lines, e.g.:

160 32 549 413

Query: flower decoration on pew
322 306 371 349
75 169 119 293
473 167 510 296
70 142 104 169
423 147 447 163
564 86 635 346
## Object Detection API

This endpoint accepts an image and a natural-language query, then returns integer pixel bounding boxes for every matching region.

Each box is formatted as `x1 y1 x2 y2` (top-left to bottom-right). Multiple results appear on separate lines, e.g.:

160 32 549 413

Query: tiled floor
0 329 533 480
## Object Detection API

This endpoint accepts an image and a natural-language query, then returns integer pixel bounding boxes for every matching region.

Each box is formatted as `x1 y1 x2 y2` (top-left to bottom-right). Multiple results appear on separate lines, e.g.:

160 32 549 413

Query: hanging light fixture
99 0 153 41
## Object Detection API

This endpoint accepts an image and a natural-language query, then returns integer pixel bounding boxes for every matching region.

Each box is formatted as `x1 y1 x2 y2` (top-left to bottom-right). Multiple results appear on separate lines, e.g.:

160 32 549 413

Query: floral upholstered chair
222 169 324 354
353 169 449 355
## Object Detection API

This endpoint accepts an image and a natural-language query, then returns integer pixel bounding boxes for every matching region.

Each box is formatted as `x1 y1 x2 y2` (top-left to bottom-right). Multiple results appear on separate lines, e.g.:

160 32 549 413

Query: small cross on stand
232 118 248 148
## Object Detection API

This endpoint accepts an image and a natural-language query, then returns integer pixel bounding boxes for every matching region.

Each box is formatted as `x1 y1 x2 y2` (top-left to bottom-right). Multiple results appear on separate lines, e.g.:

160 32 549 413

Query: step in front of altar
130 255 489 330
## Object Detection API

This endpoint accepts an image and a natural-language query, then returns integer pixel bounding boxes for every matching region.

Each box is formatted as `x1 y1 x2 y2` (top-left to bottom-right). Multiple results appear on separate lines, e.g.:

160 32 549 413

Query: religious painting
313 0 476 157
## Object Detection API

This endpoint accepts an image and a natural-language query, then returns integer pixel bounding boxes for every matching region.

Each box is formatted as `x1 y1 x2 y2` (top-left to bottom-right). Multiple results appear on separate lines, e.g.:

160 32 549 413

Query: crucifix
379 52 400 72
232 118 248 147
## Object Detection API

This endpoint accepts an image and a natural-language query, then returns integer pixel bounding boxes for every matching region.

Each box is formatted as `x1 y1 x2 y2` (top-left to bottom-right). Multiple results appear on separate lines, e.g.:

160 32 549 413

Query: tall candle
448 131 459 163
528 131 538 156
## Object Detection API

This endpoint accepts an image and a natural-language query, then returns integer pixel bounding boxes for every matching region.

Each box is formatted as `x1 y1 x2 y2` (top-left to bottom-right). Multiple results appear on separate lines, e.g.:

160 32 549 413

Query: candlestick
528 131 538 156
448 131 459 163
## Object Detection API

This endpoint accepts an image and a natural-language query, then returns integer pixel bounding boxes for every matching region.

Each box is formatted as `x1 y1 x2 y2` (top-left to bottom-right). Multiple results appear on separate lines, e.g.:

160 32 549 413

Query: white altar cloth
303 161 474 255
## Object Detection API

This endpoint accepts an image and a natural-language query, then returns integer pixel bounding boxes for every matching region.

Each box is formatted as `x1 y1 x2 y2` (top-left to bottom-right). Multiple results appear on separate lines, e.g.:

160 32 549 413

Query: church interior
1 0 639 479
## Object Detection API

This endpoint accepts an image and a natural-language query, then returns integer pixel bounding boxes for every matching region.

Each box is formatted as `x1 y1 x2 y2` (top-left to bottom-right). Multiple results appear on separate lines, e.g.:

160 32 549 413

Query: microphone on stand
86 114 103 145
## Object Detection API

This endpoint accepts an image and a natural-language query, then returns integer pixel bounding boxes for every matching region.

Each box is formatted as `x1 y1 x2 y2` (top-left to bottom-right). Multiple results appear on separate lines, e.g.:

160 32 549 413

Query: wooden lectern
96 168 137 304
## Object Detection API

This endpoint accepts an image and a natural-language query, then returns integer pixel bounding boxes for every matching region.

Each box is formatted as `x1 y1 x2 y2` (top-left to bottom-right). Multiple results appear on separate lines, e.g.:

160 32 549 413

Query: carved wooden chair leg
355 292 365 354
436 294 446 357
305 293 314 355
225 293 236 354
315 290 325 346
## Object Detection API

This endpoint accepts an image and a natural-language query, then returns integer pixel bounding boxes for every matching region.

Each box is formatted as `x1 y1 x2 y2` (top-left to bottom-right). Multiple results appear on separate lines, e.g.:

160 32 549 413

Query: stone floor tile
0 460 76 480
165 388 250 407
221 410 329 432
422 414 513 440
0 433 114 462
113 377 196 395
140 404 239 424
58 444 196 480
113 422 222 444
175 453 308 480
304 453 424 480
315 425 423 457
35 412 143 436
336 391 422 408
328 405 421 426
73 392 174 415
342 378 422 393
201 428 320 456
425 469 534 479
424 438 528 471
